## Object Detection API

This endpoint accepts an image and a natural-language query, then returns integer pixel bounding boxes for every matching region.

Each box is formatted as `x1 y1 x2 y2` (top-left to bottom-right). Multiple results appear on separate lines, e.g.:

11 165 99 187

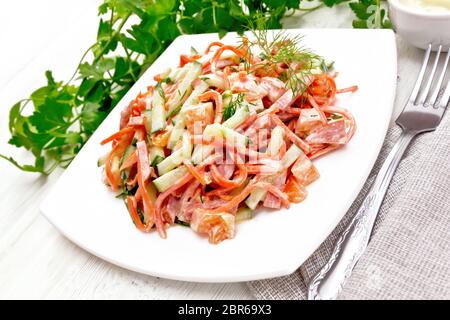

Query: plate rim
40 28 398 283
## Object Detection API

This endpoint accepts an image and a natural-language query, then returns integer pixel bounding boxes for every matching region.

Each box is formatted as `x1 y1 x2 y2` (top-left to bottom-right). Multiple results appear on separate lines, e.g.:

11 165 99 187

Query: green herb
156 83 165 100
174 217 190 227
1 0 391 175
242 24 324 96
120 170 129 183
223 93 244 121
329 114 344 120
349 0 392 29
116 188 129 199
136 207 145 224
320 60 335 73
190 46 199 55
150 155 165 167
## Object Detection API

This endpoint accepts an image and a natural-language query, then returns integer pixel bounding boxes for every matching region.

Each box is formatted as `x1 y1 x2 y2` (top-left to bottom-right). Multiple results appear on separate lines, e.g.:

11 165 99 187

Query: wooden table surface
0 1 421 299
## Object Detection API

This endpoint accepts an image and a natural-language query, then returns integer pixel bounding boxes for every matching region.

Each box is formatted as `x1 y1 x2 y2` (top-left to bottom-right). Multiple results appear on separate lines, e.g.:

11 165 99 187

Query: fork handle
308 129 417 300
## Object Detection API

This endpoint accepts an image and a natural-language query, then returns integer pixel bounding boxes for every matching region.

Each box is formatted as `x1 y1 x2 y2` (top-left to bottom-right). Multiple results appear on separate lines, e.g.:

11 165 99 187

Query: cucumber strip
222 90 232 108
235 207 255 222
181 80 209 110
282 144 302 169
191 124 221 164
167 62 202 116
222 105 250 129
119 145 136 182
250 98 265 112
142 110 152 134
167 114 186 150
151 155 164 167
97 153 108 167
157 68 171 81
153 166 188 192
169 65 188 83
203 123 223 137
245 126 284 209
149 146 165 164
156 131 191 175
119 145 136 167
191 123 249 164
145 181 158 204
167 80 208 149
245 176 275 210
151 84 166 133
247 145 299 210
197 52 214 65
267 126 284 157
218 51 238 60
201 73 226 90
221 126 249 146
157 149 184 175
181 131 193 158
191 145 214 165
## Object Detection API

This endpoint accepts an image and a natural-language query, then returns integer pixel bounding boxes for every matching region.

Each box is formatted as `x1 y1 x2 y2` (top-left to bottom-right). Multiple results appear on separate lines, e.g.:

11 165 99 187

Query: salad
99 31 357 244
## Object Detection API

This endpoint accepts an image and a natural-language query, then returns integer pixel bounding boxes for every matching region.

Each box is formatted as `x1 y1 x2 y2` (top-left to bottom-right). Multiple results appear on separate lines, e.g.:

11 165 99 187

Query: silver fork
308 44 450 300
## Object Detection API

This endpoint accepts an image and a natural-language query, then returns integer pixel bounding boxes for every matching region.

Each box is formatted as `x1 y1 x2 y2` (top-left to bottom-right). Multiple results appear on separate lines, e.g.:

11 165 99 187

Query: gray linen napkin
247 100 450 300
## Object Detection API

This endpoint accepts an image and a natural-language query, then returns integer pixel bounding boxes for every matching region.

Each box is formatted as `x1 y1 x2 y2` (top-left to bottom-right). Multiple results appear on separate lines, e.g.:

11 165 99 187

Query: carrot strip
337 85 358 94
211 45 246 73
256 105 280 118
120 150 137 171
105 133 134 192
136 141 160 236
183 160 207 185
285 107 301 115
210 162 247 189
199 90 223 123
180 54 201 67
236 113 257 131
127 196 152 232
321 106 357 142
287 118 297 131
155 172 194 222
204 41 224 54
101 127 135 145
246 165 280 175
126 173 138 189
309 144 340 160
104 152 118 192
211 182 289 214
198 153 222 168
271 115 311 154
308 96 328 125
222 66 231 90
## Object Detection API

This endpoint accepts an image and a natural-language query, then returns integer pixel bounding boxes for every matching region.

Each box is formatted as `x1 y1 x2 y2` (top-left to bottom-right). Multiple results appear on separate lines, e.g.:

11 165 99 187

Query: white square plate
41 29 397 282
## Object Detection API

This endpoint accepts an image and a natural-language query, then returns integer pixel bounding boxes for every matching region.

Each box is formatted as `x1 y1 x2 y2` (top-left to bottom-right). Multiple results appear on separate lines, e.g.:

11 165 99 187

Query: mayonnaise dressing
401 0 450 12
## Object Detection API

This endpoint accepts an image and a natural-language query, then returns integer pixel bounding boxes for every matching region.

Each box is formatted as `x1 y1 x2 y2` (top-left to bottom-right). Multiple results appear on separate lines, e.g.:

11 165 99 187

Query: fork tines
411 45 450 109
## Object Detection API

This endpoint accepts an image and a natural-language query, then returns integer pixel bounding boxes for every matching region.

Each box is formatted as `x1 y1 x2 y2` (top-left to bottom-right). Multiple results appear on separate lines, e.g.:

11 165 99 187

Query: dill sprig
239 18 325 96
223 93 245 121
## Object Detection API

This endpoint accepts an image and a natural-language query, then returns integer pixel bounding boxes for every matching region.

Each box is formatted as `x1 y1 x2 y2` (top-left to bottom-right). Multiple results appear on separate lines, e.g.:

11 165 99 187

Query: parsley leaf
349 0 392 29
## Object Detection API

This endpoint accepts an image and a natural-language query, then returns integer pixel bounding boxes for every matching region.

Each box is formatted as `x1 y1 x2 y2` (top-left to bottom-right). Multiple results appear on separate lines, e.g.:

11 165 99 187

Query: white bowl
388 0 450 50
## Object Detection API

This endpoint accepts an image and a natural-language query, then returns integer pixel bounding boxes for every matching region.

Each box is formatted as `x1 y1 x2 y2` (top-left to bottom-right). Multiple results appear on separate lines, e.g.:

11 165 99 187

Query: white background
0 0 419 299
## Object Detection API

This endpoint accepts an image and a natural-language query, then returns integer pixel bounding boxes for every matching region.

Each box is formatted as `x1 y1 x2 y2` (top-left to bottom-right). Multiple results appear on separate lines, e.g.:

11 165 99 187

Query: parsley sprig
1 0 390 174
